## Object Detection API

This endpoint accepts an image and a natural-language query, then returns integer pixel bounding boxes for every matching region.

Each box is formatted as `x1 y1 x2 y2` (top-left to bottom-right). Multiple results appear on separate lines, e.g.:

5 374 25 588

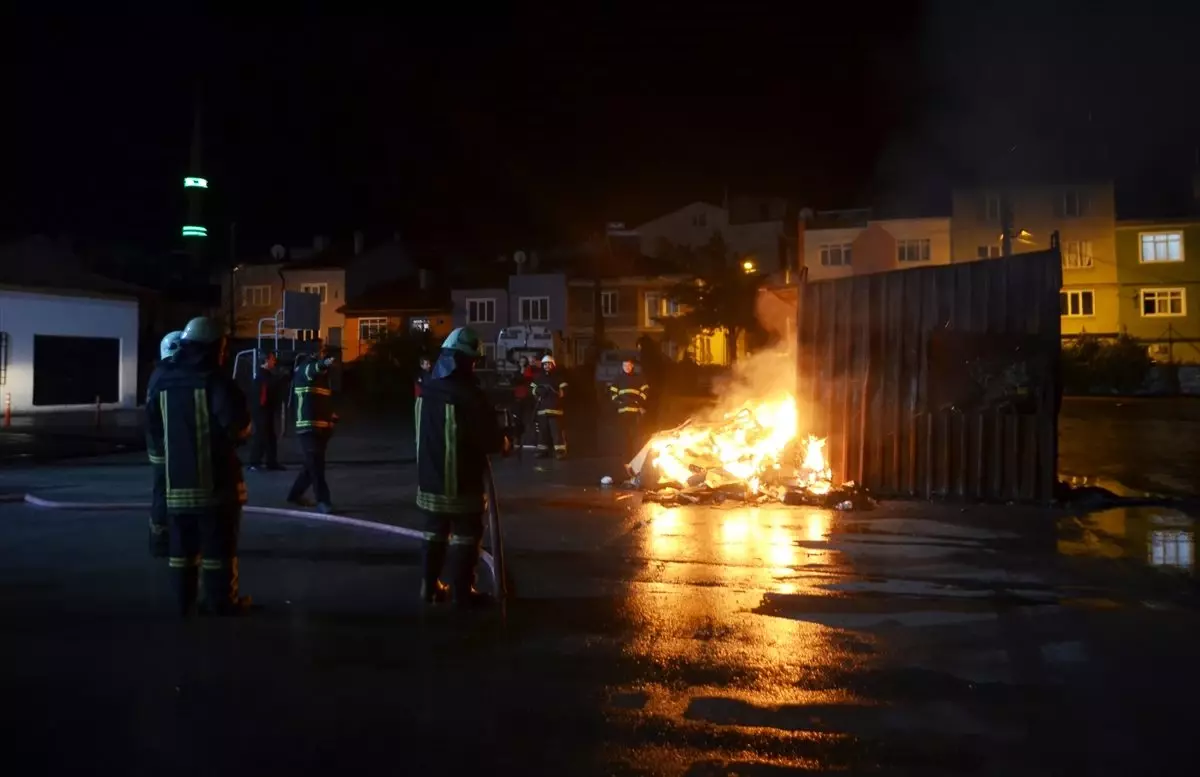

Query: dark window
33 335 120 406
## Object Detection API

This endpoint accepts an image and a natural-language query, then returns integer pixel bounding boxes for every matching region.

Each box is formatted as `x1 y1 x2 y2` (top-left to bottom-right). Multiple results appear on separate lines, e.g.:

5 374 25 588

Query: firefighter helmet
180 316 226 345
541 354 556 366
441 326 482 357
159 331 183 361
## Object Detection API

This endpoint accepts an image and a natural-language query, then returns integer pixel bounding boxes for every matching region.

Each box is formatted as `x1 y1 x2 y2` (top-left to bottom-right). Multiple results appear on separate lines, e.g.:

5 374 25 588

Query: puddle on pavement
1058 506 1196 576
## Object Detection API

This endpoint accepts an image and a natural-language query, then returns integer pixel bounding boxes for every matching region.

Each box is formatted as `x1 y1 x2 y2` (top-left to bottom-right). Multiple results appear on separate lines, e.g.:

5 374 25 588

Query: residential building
951 182 1119 338
565 258 734 366
634 199 790 276
451 273 568 368
1115 218 1200 362
339 268 453 359
801 210 952 282
222 234 418 359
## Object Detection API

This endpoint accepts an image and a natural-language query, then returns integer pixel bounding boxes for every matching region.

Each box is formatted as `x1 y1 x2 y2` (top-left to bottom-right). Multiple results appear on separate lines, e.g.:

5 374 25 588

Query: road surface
1 450 1197 775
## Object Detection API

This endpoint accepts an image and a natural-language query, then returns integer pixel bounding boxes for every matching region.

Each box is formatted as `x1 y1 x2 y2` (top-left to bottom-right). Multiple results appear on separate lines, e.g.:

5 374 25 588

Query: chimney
353 230 364 255
419 268 431 290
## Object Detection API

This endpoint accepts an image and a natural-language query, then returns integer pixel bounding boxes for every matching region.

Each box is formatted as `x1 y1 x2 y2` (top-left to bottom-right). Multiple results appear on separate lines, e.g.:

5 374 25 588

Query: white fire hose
22 489 507 602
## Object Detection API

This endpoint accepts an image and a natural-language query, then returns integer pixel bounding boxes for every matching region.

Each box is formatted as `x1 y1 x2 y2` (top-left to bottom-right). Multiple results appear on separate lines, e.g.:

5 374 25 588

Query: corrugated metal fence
796 248 1063 502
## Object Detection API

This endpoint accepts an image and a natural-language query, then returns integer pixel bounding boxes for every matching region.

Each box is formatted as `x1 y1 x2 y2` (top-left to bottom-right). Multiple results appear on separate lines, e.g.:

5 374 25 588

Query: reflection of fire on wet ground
625 396 875 511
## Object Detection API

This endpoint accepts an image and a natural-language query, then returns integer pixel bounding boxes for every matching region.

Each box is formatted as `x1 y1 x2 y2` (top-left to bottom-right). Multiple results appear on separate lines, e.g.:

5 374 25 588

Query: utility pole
228 221 237 335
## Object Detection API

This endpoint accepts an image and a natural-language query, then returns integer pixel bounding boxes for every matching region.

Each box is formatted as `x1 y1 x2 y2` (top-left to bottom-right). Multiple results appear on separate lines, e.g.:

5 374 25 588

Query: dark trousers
149 465 169 557
419 510 485 594
618 411 645 460
288 432 330 504
536 411 566 456
248 406 279 467
168 506 242 614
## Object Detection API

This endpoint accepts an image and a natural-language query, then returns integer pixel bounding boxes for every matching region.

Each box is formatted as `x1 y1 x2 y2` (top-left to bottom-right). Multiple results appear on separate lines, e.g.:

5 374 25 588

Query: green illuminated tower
182 90 208 264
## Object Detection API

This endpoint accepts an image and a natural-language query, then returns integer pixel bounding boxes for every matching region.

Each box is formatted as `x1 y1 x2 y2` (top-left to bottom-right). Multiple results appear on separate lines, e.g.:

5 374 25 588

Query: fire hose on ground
20 457 510 604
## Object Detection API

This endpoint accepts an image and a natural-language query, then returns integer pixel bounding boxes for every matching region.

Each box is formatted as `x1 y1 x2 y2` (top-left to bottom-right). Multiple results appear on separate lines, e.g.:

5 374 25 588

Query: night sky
3 4 1198 262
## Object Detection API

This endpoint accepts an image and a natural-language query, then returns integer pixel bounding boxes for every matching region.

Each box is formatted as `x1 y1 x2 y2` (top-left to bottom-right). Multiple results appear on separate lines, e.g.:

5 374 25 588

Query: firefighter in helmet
287 350 338 513
609 357 650 459
146 317 254 616
145 330 182 558
415 326 510 605
531 354 567 459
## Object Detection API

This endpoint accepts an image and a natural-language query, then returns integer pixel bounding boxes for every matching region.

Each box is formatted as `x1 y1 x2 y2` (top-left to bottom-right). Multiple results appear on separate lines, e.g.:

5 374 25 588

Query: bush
1062 333 1153 395
349 330 435 411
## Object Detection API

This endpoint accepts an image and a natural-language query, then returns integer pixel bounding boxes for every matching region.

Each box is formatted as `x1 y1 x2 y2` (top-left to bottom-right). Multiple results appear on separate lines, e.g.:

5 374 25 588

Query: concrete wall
0 289 140 413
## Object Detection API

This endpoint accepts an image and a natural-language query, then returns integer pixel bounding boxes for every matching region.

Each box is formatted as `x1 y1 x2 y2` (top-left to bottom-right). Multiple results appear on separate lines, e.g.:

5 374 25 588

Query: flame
643 393 830 495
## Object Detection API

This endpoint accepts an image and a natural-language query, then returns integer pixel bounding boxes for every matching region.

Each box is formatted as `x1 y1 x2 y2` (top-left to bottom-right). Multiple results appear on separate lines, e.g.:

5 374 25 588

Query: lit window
1062 240 1094 269
358 317 388 341
466 298 496 324
897 238 931 263
519 297 550 323
410 317 430 332
1059 290 1094 318
1140 288 1186 317
601 290 618 317
1139 232 1184 263
819 244 852 267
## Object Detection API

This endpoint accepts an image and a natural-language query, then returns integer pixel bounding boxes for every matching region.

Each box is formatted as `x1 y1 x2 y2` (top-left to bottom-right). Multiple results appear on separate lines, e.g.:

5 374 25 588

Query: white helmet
159 331 183 361
541 354 556 366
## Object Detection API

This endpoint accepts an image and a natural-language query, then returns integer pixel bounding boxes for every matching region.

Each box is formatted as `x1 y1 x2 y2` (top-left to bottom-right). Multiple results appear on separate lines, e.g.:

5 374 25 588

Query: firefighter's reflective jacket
293 359 334 433
146 350 252 512
415 373 505 514
531 369 568 415
609 372 649 415
145 360 175 466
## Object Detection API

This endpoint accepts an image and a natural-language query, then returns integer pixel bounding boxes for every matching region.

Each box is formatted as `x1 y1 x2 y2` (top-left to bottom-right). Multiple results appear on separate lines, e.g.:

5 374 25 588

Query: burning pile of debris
625 396 874 510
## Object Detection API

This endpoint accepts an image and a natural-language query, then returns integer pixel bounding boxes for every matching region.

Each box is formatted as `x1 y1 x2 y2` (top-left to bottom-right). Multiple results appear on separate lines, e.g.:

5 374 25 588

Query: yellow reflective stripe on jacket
194 388 213 491
416 488 483 514
617 388 646 399
295 419 333 429
537 408 564 416
148 453 165 465
414 397 423 461
159 392 172 494
165 488 221 509
618 407 644 414
294 386 333 397
444 404 458 497
558 382 568 390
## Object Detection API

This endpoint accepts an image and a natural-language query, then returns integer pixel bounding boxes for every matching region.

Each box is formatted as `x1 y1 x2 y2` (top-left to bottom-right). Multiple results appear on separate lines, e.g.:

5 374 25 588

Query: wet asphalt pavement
1 442 1198 775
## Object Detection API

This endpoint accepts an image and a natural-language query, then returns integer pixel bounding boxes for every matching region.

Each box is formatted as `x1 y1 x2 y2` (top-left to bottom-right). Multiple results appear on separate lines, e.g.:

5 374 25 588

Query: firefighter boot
200 559 254 616
447 539 492 608
172 566 200 617
419 540 450 604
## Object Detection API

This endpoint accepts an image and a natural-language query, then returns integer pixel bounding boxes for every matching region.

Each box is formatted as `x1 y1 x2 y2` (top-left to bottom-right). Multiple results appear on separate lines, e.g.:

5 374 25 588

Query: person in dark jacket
415 327 509 605
414 356 432 398
247 351 286 472
146 317 254 616
145 330 182 558
609 358 650 459
531 354 568 459
287 351 338 513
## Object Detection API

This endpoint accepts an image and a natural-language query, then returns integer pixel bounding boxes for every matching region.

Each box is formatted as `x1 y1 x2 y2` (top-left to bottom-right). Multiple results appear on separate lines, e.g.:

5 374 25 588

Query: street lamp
742 259 756 273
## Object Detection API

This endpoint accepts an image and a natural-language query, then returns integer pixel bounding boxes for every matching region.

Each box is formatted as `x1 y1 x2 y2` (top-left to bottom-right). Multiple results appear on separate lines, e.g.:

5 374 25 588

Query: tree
657 233 763 364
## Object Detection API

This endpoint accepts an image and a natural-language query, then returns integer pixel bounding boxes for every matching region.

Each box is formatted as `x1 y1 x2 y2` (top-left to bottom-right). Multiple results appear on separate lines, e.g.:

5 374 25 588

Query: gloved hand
149 523 169 558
